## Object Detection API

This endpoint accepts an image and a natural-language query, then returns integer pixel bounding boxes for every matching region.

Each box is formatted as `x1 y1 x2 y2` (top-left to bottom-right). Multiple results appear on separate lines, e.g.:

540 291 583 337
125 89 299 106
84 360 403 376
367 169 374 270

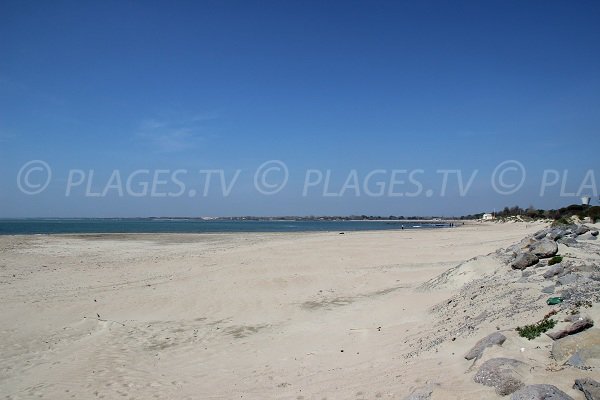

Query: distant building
482 213 494 220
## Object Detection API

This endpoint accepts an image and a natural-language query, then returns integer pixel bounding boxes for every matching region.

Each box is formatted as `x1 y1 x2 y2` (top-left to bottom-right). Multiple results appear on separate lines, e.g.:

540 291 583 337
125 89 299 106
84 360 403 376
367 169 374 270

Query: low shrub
552 217 572 226
548 255 563 266
516 318 557 340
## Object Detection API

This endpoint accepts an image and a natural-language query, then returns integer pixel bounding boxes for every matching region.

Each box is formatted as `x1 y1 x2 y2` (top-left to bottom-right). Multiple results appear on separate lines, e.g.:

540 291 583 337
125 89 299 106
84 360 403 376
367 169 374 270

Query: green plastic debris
546 297 563 305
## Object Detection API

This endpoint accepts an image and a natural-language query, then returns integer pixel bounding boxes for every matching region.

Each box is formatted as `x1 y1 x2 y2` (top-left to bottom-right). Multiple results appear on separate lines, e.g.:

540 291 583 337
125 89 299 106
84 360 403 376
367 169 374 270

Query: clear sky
1 1 599 217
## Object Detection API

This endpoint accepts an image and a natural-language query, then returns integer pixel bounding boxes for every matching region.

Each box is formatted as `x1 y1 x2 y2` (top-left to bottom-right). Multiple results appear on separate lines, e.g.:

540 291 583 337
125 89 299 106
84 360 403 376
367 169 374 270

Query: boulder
576 225 591 235
464 332 507 360
551 328 600 367
573 378 600 400
547 317 594 340
512 253 539 270
534 229 550 240
527 239 558 258
510 384 573 400
579 232 598 241
567 352 590 369
558 237 577 247
543 263 564 279
473 357 526 396
547 229 566 241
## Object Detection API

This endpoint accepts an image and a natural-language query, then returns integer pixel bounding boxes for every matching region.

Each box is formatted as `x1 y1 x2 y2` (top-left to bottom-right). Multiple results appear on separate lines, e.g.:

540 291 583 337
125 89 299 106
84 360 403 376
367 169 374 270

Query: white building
482 213 494 220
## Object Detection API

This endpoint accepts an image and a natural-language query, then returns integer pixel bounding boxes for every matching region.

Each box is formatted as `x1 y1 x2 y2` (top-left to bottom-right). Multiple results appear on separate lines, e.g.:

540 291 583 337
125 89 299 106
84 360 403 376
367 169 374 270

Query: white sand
0 222 591 399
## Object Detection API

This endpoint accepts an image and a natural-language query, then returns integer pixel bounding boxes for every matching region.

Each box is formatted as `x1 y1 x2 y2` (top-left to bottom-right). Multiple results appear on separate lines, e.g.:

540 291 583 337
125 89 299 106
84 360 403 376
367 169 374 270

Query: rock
579 232 598 241
534 229 550 240
567 351 589 369
576 225 591 235
547 317 594 340
500 378 528 396
527 239 559 258
510 384 573 400
542 285 555 294
543 263 564 279
464 332 507 360
473 357 526 396
556 273 578 286
552 328 600 366
558 237 577 247
512 253 539 270
573 378 600 400
547 229 566 241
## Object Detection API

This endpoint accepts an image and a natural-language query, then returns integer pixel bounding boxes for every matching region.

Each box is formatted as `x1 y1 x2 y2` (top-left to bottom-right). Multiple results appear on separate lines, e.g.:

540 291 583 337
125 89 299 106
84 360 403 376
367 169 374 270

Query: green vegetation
552 217 572 226
461 204 600 223
548 255 563 265
549 205 600 223
516 318 557 340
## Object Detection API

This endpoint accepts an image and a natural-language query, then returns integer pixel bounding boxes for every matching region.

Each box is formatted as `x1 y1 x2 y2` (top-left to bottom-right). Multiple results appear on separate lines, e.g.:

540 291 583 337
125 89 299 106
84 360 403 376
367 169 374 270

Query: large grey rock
579 232 598 241
558 237 578 247
510 384 573 400
543 263 564 279
547 317 594 340
573 378 600 400
547 229 566 241
576 225 591 235
552 328 600 367
567 351 590 368
465 332 507 360
512 253 539 270
534 229 550 240
473 357 526 395
527 239 559 258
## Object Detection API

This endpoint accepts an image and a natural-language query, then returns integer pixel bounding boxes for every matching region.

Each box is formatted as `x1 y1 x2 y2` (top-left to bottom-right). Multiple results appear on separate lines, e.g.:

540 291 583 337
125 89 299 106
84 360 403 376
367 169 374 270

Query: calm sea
0 219 452 235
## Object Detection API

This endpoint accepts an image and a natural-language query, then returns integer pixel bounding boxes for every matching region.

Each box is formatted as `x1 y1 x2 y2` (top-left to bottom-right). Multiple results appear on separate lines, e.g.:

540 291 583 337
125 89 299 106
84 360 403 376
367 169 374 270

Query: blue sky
1 0 599 217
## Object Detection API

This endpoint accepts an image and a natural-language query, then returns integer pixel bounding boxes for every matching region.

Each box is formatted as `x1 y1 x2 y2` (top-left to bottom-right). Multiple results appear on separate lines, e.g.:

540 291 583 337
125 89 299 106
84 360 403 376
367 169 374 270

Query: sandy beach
1 222 599 399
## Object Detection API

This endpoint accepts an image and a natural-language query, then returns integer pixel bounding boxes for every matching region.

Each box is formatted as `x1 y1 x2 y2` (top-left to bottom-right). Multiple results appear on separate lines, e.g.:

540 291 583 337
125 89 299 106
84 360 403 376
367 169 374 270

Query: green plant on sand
552 217 572 226
548 255 563 266
516 318 557 340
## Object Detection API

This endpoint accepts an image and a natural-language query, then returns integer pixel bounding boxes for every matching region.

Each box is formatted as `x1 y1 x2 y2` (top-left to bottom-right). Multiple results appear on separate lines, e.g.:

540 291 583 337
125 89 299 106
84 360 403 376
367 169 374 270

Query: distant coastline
0 218 455 235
